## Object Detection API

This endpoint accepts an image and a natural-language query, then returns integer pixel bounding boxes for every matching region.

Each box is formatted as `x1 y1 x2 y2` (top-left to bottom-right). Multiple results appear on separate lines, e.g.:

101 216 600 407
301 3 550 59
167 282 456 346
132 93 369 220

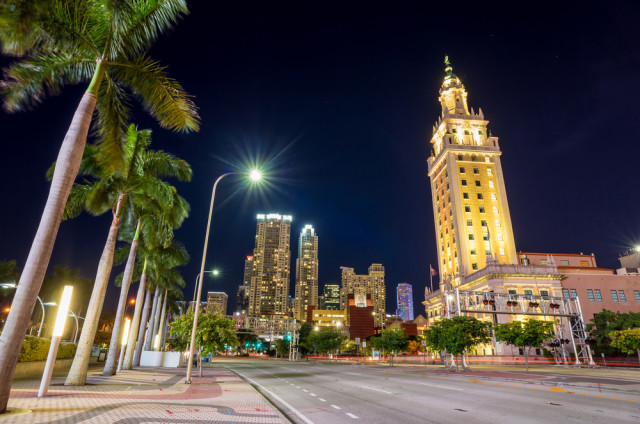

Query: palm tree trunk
133 288 152 367
160 311 170 348
123 261 147 370
144 287 161 351
0 86 100 411
151 292 164 347
102 220 140 376
155 291 168 351
65 192 124 386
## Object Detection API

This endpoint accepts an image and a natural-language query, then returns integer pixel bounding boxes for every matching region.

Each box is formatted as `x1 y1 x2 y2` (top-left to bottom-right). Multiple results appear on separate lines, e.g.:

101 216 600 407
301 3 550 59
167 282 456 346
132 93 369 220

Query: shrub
18 336 78 362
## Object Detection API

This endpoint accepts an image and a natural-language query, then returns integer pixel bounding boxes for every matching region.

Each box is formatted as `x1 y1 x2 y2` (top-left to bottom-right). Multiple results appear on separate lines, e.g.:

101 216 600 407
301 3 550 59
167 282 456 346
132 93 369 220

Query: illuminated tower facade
428 58 517 282
396 283 414 321
248 214 292 315
340 264 386 327
294 225 319 322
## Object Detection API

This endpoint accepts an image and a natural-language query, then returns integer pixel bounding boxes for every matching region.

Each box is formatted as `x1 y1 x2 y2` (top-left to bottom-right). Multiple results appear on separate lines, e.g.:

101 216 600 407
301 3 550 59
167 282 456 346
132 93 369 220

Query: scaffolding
444 289 595 366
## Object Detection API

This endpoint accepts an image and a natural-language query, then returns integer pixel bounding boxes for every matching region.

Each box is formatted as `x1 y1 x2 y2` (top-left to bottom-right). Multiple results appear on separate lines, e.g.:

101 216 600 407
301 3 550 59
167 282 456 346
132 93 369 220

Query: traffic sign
362 341 366 348
355 337 361 345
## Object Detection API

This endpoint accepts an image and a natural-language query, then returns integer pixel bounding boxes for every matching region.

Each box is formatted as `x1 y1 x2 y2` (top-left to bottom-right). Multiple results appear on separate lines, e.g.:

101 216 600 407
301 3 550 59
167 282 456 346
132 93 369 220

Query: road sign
362 341 366 348
355 337 361 345
421 340 426 347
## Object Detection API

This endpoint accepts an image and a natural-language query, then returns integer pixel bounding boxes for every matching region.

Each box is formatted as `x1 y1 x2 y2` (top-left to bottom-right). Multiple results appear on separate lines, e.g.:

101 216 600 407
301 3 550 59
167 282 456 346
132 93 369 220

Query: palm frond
85 178 120 215
141 150 192 182
0 53 95 112
63 182 92 220
93 72 130 171
113 244 132 266
0 0 51 56
110 55 199 132
110 0 189 60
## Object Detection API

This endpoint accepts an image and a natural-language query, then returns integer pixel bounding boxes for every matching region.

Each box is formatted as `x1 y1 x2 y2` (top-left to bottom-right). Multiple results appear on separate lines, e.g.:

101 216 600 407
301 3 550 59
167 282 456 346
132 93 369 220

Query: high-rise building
243 255 254 285
235 284 249 315
322 284 340 310
294 225 319 322
248 213 292 316
206 292 228 315
396 283 414 321
428 57 517 282
340 264 385 327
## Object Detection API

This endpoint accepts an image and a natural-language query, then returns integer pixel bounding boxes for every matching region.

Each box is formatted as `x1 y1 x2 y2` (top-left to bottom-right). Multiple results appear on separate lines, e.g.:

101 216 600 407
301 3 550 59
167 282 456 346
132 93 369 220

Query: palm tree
119 241 188 369
63 126 190 382
0 1 198 408
103 178 190 375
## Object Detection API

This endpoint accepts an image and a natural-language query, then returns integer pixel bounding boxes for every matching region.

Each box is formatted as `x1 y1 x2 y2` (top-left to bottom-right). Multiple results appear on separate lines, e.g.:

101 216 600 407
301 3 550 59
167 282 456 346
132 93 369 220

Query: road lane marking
331 405 341 409
226 367 315 424
346 413 359 419
361 386 393 394
319 398 326 402
551 387 566 392
303 389 309 392
420 383 463 391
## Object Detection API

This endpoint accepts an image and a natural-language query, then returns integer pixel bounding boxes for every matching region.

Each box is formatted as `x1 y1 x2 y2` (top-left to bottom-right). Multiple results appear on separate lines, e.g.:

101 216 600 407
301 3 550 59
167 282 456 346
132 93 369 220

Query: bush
18 335 78 362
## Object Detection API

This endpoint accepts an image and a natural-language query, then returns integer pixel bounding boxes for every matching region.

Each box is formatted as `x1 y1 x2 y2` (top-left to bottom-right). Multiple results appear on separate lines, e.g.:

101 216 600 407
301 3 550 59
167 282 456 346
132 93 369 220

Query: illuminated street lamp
116 317 131 373
191 269 221 303
1 283 56 337
38 285 73 397
186 169 263 384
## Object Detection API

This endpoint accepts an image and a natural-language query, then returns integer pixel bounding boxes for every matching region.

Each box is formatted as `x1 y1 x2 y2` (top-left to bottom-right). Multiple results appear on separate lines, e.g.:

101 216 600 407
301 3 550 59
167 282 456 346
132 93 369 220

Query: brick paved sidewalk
1 365 289 423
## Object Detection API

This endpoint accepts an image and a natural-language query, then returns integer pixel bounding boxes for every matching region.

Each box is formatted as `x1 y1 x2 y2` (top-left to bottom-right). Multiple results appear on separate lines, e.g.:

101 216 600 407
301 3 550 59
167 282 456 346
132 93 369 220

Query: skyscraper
340 264 385 327
248 214 292 316
322 284 340 310
428 57 517 282
206 292 228 315
236 255 253 314
294 225 319 322
396 283 414 321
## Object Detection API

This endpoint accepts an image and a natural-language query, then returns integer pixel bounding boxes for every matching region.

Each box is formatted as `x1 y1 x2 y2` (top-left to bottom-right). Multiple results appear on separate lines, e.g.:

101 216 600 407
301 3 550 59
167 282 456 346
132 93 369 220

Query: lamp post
186 169 262 384
38 286 73 398
69 311 85 343
1 283 56 337
117 317 131 373
191 269 220 303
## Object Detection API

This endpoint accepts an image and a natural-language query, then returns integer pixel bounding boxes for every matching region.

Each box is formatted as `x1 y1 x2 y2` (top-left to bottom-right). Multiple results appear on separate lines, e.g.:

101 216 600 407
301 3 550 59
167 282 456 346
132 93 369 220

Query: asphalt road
222 359 640 424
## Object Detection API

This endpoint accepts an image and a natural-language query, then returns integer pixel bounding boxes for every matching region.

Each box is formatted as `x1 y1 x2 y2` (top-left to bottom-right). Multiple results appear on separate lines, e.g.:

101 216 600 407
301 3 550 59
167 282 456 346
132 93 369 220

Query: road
221 358 640 424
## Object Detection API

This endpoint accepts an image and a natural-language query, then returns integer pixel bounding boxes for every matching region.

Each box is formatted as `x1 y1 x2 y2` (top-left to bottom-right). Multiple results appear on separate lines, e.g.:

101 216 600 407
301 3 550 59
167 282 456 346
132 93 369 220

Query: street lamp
1 283 56 337
68 310 85 344
186 169 262 384
191 269 221 303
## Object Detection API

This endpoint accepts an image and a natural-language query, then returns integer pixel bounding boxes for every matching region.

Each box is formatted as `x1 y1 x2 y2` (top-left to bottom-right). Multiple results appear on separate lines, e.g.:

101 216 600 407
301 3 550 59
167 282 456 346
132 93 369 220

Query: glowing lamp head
314 326 319 331
52 285 73 337
129 299 135 305
212 269 220 276
3 307 9 313
249 169 262 182
121 317 131 345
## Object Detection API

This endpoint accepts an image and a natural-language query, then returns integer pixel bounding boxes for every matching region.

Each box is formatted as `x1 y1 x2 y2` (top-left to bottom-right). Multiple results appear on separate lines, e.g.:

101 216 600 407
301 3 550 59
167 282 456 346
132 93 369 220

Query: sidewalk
1 365 289 423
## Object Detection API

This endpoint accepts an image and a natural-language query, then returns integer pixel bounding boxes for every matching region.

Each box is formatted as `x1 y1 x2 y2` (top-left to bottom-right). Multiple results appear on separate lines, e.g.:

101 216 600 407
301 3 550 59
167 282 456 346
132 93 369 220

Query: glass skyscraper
396 283 414 321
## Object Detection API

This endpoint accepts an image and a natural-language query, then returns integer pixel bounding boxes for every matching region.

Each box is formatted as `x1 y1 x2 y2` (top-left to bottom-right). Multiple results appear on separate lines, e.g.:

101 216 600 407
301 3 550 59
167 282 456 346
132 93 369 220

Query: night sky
1 2 640 318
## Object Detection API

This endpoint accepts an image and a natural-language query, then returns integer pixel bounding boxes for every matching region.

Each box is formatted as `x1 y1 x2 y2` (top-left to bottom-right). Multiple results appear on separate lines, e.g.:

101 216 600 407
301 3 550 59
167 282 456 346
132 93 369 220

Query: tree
407 340 422 355
304 327 346 357
424 316 492 369
611 329 640 363
494 319 555 372
276 339 290 358
371 328 409 366
297 322 313 356
169 310 238 376
0 1 199 405
585 310 640 355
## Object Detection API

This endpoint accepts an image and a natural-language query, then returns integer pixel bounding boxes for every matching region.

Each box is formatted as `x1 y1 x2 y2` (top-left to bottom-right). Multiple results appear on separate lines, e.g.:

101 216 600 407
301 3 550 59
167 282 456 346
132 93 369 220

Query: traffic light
285 333 292 341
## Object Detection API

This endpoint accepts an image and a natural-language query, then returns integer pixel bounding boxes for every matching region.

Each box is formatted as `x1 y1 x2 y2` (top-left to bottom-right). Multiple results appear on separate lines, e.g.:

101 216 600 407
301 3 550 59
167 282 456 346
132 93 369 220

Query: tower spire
444 55 457 81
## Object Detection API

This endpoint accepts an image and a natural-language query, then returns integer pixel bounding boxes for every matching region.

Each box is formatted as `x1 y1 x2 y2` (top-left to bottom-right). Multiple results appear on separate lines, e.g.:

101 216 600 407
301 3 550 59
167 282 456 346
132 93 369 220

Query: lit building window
497 234 503 241
561 260 569 265
489 181 495 188
635 290 640 303
595 290 603 301
493 206 499 215
619 290 627 303
491 193 497 201
611 290 619 303
499 248 505 256
570 289 578 298
467 219 473 226
495 219 501 227
562 289 570 298
487 168 493 176
485 157 490 163
587 289 595 302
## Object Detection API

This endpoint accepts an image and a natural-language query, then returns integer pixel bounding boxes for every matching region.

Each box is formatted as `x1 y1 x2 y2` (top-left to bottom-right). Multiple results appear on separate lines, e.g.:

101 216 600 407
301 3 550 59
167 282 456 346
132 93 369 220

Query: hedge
18 335 77 362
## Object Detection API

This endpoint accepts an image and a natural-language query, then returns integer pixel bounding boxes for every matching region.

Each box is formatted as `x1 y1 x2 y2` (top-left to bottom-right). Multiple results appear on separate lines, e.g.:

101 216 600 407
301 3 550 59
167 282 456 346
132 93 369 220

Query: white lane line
310 393 317 396
361 385 392 394
225 367 315 424
345 372 361 376
331 405 341 410
346 413 359 419
303 389 309 392
420 382 462 391
290 383 295 386
296 386 301 389
319 398 326 402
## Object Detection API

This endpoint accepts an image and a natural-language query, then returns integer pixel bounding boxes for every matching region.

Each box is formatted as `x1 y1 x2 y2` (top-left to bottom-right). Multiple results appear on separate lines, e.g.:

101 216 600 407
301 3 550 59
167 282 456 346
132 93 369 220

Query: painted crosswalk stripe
331 405 341 410
319 398 326 402
310 393 317 396
346 413 359 419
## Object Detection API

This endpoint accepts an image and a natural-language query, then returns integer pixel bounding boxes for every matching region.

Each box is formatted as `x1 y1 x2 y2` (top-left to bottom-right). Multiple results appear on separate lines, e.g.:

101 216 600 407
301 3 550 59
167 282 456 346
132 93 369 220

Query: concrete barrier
139 351 181 367
13 355 99 380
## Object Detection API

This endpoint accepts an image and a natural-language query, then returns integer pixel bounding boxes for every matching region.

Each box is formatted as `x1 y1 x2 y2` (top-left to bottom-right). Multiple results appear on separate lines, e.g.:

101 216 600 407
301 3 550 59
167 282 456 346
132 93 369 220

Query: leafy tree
611 329 640 362
298 322 313 355
494 319 555 372
237 331 259 353
276 339 290 357
304 327 346 357
169 310 238 376
585 310 640 355
407 340 422 355
371 328 409 366
340 339 356 355
0 1 199 403
424 316 492 369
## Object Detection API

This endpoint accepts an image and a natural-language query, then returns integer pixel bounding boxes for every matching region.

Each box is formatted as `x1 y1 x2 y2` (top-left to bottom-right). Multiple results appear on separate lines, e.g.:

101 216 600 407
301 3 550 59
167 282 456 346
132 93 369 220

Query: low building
306 306 346 329
206 292 228 315
346 293 376 340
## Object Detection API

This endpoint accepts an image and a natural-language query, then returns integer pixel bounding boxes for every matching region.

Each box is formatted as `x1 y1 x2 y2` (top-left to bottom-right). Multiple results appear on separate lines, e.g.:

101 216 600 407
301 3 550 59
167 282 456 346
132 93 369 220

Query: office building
248 213 292 316
294 225 319 322
206 292 228 315
340 264 385 327
235 284 249 315
323 284 341 310
396 283 414 321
